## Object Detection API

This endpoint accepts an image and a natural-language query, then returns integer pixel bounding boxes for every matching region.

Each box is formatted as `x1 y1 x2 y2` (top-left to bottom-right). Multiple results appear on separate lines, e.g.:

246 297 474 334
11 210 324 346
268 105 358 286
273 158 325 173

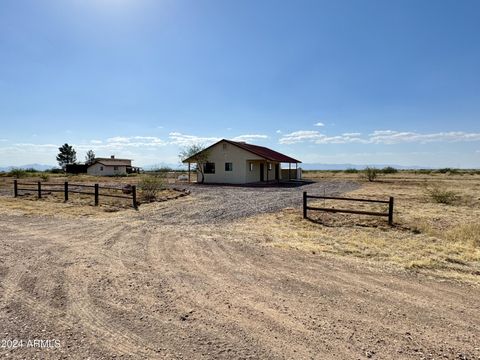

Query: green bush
24 168 39 173
344 168 358 173
138 175 165 202
424 184 459 205
415 169 432 175
9 168 28 178
363 167 378 182
40 173 50 181
381 166 398 174
47 168 64 174
436 168 459 174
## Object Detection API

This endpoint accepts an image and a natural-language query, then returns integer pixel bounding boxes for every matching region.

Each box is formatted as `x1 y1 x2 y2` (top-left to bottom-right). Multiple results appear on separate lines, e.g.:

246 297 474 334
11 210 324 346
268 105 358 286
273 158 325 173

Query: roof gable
91 158 132 166
182 139 301 163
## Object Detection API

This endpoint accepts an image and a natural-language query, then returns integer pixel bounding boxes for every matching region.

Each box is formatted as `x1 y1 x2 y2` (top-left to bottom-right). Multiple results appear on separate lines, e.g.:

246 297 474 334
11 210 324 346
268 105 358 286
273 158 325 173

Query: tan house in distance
182 139 301 184
87 156 137 176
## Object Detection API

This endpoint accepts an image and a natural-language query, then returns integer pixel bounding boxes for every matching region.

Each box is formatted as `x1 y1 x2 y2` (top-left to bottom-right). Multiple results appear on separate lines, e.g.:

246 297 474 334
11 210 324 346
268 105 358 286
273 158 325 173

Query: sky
0 0 479 168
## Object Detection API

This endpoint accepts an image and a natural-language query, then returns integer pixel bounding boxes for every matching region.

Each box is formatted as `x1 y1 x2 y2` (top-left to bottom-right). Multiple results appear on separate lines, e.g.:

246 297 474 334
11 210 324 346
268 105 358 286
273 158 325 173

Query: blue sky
0 0 479 168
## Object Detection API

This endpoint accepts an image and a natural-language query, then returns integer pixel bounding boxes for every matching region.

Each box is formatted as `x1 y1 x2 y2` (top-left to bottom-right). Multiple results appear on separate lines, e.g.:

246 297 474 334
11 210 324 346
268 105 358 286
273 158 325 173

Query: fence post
37 181 42 199
303 191 307 219
14 179 18 197
94 184 99 206
64 181 69 202
388 197 394 225
132 185 137 210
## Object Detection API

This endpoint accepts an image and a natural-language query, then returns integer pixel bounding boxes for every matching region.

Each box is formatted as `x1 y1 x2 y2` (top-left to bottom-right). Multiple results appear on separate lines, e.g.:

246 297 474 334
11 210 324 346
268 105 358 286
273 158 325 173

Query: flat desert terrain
0 172 479 359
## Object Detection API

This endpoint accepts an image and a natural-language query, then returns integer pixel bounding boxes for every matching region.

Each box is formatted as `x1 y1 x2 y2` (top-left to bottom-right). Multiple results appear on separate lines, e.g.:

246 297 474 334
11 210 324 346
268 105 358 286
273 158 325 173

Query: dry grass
0 174 183 216
234 171 480 283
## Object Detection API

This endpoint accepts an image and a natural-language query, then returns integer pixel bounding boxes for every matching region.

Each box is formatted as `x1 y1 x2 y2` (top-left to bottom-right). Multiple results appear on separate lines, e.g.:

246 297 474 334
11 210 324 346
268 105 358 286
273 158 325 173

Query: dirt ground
0 179 479 359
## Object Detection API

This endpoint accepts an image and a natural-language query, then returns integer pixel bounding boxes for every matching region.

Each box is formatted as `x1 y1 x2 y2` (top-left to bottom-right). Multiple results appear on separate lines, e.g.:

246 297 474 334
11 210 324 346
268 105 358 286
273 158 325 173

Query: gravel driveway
150 181 360 224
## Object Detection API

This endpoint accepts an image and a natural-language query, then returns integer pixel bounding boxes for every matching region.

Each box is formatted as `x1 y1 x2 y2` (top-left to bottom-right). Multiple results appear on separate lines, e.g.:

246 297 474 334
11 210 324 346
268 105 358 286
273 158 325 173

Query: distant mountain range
0 164 56 172
145 163 434 171
299 163 432 170
0 163 459 173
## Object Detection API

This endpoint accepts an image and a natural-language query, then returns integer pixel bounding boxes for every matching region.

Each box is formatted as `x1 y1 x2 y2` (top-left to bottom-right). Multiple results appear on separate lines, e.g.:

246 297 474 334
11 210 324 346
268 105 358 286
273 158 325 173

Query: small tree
56 143 77 169
179 144 210 183
363 167 378 182
139 174 165 202
381 166 398 174
85 150 96 165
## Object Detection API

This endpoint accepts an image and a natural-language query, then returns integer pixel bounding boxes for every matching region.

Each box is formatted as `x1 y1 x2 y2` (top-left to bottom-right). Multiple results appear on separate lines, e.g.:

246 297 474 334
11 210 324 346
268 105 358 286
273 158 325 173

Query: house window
249 163 254 171
225 162 233 171
268 163 272 170
222 143 228 150
100 166 103 171
114 166 118 171
204 162 215 174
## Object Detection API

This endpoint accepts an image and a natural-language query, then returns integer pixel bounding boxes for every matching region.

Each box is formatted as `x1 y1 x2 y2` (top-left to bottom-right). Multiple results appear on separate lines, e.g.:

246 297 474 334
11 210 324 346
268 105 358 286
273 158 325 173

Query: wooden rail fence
13 180 138 209
303 191 394 225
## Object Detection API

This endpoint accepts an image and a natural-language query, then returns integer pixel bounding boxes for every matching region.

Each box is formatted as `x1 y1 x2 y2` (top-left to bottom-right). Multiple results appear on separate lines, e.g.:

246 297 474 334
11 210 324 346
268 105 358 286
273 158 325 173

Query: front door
260 163 264 182
275 164 280 180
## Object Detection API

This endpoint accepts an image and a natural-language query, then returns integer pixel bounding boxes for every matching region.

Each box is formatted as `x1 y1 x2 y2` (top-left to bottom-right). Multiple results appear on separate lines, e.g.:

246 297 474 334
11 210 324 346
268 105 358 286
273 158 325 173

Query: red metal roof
183 139 301 163
226 140 301 163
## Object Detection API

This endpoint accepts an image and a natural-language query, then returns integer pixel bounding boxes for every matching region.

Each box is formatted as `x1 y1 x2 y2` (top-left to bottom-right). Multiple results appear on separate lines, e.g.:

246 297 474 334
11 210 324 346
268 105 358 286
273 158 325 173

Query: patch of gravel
143 181 360 224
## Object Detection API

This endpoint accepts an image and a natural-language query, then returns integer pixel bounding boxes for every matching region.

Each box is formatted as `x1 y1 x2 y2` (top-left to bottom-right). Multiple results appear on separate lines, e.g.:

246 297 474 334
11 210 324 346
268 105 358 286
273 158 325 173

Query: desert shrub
436 168 459 175
47 168 64 174
344 168 358 173
40 173 50 181
9 168 28 178
381 166 398 174
138 175 165 202
424 184 459 205
363 167 378 182
436 168 451 174
24 168 39 173
415 169 432 175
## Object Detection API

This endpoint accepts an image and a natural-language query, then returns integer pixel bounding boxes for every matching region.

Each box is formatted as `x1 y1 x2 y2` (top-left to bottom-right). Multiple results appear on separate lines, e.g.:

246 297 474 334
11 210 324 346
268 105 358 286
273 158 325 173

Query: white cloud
168 132 220 146
276 130 282 134
314 122 325 127
279 130 322 144
231 134 268 142
14 143 58 148
75 136 169 152
280 129 480 145
107 136 130 143
369 130 480 144
279 131 366 145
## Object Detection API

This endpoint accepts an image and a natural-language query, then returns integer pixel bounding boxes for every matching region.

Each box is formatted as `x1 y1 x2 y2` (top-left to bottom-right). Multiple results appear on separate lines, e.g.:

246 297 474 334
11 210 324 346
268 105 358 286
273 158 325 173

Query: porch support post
295 162 298 179
289 163 291 180
266 162 269 182
188 162 191 183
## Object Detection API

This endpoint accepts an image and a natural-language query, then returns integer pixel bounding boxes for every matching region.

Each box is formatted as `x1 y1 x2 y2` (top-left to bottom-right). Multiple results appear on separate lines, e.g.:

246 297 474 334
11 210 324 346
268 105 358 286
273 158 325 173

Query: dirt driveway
0 182 479 359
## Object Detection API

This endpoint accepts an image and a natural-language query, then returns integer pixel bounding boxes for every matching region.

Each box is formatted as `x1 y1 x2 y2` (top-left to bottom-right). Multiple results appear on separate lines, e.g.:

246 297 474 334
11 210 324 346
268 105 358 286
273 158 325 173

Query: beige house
87 156 136 176
182 139 301 184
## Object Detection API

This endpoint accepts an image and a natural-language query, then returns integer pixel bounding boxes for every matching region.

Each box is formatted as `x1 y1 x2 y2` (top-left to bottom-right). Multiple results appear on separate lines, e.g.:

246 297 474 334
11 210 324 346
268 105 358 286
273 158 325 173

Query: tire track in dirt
1 181 479 359
146 227 353 359
0 216 165 358
145 224 480 358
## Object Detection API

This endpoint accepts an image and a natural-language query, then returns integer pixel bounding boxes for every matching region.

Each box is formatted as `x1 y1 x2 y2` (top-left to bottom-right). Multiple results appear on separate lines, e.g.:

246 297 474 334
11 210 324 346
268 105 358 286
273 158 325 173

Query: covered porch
246 160 301 183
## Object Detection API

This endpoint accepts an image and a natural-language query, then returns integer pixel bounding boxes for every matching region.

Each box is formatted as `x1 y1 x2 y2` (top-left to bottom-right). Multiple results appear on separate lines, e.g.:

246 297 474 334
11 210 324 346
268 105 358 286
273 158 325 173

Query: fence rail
13 180 137 209
303 191 394 225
